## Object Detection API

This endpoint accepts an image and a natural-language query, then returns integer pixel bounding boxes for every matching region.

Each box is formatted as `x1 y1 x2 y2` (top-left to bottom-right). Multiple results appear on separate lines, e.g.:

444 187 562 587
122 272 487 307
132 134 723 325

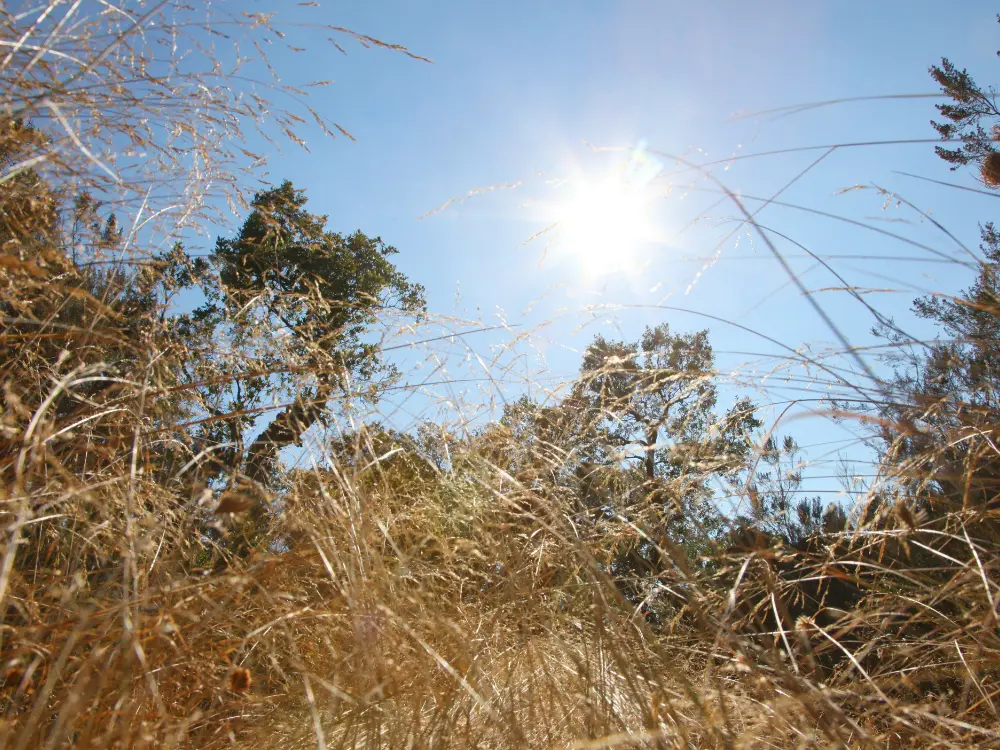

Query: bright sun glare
553 148 662 278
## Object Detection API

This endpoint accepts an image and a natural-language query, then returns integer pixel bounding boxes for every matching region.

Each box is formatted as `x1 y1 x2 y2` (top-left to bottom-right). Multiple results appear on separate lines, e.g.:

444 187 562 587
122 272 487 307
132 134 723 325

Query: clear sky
220 1 1000 494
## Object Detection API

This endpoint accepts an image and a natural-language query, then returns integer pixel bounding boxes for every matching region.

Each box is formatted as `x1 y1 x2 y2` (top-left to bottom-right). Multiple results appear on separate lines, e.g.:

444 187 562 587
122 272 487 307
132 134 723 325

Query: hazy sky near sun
228 1 1000 473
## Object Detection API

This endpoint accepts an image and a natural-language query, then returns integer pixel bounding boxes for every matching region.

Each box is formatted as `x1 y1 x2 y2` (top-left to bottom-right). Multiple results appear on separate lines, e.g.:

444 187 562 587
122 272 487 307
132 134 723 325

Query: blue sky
217 1 1000 494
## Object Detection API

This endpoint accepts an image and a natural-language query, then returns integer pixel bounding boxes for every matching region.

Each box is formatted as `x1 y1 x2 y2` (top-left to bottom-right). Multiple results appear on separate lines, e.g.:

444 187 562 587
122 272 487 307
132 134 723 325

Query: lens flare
553 146 662 278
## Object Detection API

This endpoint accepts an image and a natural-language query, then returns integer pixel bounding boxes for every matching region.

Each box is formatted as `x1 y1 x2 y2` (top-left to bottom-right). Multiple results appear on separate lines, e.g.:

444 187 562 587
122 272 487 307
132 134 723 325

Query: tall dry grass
2 2 1000 749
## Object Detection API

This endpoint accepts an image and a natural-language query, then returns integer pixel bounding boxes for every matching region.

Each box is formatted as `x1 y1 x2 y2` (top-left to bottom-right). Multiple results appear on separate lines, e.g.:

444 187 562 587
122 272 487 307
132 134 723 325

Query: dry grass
3 2 1000 749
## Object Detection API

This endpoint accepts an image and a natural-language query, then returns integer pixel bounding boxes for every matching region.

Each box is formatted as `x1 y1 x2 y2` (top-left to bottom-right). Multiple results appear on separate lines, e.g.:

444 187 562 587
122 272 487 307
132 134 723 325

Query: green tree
488 394 602 496
874 223 1000 520
736 434 846 547
929 55 1000 171
187 180 426 493
861 36 1000 525
568 324 761 621
928 20 1000 185
573 324 750 503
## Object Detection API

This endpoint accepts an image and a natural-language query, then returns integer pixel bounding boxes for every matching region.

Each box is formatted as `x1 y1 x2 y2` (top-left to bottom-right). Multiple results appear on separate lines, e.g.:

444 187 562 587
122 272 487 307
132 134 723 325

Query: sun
553 162 661 278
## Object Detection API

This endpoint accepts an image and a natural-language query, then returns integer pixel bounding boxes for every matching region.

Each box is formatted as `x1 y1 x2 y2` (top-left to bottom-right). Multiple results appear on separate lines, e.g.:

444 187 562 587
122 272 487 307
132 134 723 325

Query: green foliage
571 324 758 516
575 324 717 481
738 434 846 546
180 180 427 487
930 55 1000 169
874 223 1000 524
210 180 425 360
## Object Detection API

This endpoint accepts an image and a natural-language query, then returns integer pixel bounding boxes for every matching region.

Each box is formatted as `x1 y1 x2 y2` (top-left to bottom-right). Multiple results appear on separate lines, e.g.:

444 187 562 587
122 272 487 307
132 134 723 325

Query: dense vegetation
3 3 1000 748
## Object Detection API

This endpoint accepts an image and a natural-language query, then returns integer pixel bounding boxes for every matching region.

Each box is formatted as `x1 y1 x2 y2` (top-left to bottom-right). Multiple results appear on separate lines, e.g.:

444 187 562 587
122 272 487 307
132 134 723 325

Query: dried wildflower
982 152 1000 186
228 667 252 694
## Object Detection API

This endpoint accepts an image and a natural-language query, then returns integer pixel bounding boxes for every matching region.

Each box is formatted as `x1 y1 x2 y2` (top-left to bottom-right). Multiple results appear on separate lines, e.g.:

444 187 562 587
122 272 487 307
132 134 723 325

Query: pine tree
190 180 426 492
929 19 1000 182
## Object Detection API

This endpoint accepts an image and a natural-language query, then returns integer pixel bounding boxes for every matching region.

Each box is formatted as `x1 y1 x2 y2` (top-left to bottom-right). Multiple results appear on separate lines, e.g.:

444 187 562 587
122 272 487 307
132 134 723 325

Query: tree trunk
244 378 336 486
645 427 657 481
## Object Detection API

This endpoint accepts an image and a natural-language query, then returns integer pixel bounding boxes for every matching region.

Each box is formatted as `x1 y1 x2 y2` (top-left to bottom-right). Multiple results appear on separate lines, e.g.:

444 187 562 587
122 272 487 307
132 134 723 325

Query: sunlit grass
6 3 1000 749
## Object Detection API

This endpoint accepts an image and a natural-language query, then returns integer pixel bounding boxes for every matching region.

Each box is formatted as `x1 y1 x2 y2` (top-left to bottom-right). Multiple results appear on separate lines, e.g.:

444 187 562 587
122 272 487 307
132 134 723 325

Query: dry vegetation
2 2 1000 748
